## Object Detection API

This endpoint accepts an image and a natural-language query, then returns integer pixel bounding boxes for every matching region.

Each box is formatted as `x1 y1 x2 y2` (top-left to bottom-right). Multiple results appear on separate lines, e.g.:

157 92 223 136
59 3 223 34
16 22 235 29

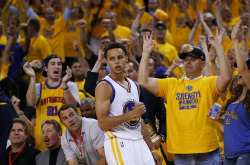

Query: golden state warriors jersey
35 80 67 151
103 75 143 141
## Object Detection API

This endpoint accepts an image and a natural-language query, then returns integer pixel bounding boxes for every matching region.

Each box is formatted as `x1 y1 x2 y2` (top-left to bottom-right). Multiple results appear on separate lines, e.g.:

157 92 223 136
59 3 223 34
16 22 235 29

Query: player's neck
11 142 25 152
109 72 125 82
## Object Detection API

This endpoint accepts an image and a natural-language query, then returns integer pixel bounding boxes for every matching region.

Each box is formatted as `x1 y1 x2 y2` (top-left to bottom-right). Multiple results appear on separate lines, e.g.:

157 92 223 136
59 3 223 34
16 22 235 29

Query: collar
32 33 40 38
184 75 203 81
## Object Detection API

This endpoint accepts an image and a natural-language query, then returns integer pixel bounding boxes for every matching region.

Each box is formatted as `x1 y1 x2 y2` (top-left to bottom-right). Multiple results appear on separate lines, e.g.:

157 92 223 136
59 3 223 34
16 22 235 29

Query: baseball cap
234 58 250 69
42 54 62 77
180 47 206 61
154 21 166 29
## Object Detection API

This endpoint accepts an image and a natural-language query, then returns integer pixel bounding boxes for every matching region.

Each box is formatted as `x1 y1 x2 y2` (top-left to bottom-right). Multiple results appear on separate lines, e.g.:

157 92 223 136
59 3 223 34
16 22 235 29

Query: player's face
80 103 96 118
106 48 128 74
124 63 138 81
60 108 82 132
45 58 62 81
183 55 205 76
9 123 27 145
100 38 110 49
71 62 83 77
105 12 117 29
42 123 61 150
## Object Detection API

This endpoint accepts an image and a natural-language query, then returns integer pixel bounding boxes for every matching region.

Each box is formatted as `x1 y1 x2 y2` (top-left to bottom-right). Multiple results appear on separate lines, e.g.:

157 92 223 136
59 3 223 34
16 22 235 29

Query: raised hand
23 62 35 77
62 66 72 83
11 96 20 110
138 6 145 16
101 19 111 29
231 20 242 42
20 23 28 31
97 47 106 65
208 28 225 48
199 35 206 44
77 20 87 29
143 31 155 54
29 60 42 69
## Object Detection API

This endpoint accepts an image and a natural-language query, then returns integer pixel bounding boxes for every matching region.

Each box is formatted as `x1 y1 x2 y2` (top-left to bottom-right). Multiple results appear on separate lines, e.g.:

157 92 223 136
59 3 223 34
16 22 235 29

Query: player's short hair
13 118 28 135
104 42 127 58
41 119 62 133
58 104 79 120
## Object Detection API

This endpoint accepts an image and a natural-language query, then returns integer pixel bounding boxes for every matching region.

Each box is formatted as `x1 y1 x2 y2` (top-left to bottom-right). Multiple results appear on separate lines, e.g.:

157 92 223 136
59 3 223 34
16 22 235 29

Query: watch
18 111 25 116
160 134 166 142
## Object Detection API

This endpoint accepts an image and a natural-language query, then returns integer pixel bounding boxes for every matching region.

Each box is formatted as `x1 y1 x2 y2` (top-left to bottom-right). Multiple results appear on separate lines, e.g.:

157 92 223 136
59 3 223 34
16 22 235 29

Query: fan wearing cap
153 21 184 78
23 54 80 151
213 20 250 164
138 28 232 164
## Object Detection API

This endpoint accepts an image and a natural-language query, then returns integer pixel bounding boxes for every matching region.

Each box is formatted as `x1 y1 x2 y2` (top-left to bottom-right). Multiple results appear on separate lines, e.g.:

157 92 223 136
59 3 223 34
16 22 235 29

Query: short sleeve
35 83 41 104
68 81 80 106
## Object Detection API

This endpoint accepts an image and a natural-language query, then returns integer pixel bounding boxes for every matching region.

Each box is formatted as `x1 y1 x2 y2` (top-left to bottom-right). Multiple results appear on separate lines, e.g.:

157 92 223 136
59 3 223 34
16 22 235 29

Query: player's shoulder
95 80 113 96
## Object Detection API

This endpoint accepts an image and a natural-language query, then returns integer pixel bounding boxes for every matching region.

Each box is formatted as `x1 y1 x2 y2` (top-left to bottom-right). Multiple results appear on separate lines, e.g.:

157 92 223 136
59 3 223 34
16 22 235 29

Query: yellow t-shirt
37 16 67 62
86 3 111 38
64 19 85 58
101 25 132 40
35 80 67 151
229 0 249 19
157 76 221 154
25 34 51 62
168 3 191 53
0 35 7 45
154 41 184 77
74 80 95 101
113 1 136 28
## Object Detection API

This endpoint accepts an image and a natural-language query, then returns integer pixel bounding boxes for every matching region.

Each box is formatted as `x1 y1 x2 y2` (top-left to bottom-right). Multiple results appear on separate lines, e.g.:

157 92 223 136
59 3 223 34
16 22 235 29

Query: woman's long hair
222 75 250 114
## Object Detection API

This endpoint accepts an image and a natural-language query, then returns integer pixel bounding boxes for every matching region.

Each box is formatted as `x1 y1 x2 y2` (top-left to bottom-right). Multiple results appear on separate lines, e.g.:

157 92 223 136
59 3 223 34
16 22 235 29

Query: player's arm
232 20 250 89
20 23 30 54
96 147 107 165
95 81 146 131
138 32 159 96
23 62 37 108
141 121 163 165
208 28 232 93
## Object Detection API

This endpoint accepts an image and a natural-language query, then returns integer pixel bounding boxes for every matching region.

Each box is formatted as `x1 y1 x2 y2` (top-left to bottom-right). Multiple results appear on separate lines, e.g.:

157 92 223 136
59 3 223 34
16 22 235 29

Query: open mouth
44 138 50 144
238 75 243 80
54 70 59 75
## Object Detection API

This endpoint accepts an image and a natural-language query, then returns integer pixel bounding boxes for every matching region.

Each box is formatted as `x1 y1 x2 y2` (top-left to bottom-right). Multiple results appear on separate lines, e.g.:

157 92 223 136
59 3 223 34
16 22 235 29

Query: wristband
61 86 69 90
151 150 157 153
18 111 25 116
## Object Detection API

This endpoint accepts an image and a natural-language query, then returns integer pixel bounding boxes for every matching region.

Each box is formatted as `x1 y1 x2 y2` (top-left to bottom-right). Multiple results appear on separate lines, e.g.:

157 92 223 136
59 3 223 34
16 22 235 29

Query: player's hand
97 47 106 65
11 96 21 112
77 20 87 29
20 23 28 31
132 102 146 118
62 66 72 83
23 62 36 78
208 28 225 48
143 31 155 54
152 151 163 165
138 6 145 16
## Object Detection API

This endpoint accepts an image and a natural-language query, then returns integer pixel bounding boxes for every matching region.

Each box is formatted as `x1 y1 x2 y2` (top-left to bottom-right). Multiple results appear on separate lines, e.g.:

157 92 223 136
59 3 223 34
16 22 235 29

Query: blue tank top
224 101 250 158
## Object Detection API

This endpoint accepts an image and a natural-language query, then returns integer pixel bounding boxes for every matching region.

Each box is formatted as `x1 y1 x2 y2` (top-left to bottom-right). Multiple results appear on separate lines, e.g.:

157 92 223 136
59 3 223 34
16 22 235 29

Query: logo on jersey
120 142 124 148
186 85 193 91
123 101 140 130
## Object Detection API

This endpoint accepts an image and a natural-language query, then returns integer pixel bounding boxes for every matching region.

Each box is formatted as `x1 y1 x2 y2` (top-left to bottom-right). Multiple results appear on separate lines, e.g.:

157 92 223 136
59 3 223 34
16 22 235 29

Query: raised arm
1 0 12 32
19 0 30 11
101 19 115 42
73 37 90 78
188 12 200 45
95 81 146 131
138 32 159 96
199 35 212 76
20 23 30 53
78 20 93 60
231 20 250 89
131 6 145 39
208 28 232 93
181 0 194 27
199 12 213 36
23 62 37 108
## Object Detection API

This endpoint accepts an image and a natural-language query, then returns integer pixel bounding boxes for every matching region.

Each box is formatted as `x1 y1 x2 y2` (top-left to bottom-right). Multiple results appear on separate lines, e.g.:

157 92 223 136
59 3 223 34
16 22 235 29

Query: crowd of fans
0 0 249 164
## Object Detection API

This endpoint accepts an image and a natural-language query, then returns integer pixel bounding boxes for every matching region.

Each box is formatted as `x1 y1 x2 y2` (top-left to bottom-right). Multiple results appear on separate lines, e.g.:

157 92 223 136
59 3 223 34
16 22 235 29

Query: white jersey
102 75 143 141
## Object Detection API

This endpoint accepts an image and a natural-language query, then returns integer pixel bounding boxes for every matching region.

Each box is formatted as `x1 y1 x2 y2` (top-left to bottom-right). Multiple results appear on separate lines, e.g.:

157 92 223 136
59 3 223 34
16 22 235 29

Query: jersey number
47 106 58 116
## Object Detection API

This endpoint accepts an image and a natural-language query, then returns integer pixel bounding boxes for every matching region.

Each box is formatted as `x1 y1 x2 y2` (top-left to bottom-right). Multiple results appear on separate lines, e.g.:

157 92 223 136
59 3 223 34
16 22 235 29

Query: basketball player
95 42 162 165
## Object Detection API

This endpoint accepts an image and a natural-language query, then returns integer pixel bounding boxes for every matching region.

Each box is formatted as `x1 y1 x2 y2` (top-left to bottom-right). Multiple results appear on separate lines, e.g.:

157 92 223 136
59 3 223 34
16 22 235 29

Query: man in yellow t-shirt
153 21 184 78
20 0 73 63
138 30 232 164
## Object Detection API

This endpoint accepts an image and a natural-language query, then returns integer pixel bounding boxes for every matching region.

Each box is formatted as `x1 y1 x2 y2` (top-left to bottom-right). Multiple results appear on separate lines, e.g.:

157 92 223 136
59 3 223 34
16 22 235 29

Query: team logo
186 85 193 91
120 142 124 148
188 47 194 52
123 101 140 127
